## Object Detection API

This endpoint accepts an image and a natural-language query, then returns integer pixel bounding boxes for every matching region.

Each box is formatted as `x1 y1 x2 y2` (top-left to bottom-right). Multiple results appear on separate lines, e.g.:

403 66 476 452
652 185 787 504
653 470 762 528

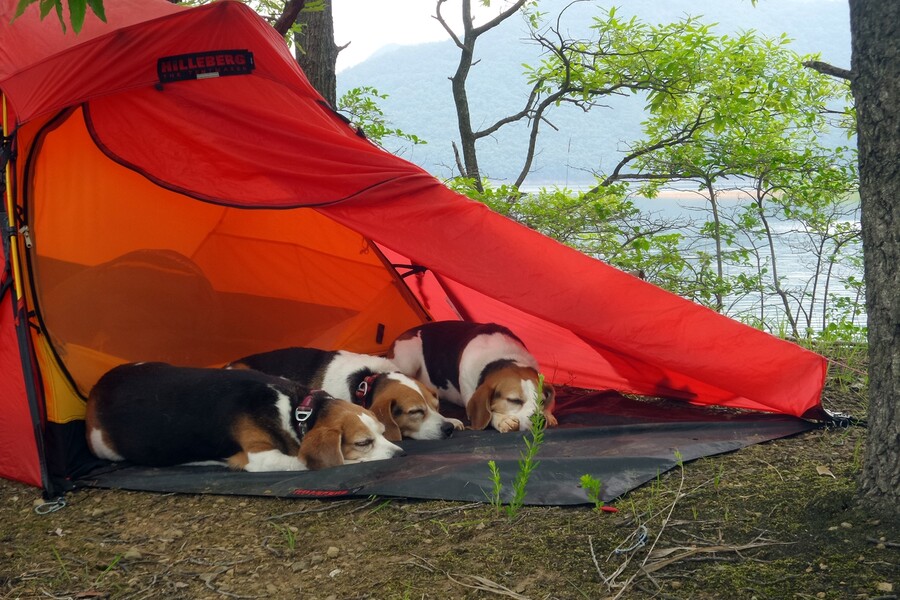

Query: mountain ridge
336 0 851 186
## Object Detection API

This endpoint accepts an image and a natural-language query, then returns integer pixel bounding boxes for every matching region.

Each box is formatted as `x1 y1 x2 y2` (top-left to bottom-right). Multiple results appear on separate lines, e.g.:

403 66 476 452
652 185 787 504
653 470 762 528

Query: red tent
0 0 827 495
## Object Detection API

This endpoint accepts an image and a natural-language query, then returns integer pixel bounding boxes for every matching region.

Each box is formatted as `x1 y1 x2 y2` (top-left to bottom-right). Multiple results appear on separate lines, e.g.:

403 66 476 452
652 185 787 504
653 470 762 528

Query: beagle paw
543 409 559 428
496 415 520 433
448 418 465 431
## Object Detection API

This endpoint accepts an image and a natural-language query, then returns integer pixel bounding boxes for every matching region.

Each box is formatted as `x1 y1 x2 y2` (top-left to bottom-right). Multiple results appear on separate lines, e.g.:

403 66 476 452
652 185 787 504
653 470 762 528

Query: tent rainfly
0 0 827 498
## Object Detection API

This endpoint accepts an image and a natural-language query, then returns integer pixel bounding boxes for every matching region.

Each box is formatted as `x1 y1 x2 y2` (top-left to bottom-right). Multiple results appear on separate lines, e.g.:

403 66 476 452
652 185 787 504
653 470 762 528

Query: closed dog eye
392 406 426 418
354 439 374 448
494 392 524 406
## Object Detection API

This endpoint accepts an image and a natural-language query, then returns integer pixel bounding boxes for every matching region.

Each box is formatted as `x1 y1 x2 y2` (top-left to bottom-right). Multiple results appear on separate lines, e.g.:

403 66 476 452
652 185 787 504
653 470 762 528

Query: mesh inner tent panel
26 108 426 398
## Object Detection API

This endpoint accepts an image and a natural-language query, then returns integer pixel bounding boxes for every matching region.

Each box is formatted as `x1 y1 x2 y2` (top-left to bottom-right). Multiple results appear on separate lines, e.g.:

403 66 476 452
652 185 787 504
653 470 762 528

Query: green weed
51 546 70 582
580 474 605 510
94 554 122 586
270 522 297 551
486 374 548 519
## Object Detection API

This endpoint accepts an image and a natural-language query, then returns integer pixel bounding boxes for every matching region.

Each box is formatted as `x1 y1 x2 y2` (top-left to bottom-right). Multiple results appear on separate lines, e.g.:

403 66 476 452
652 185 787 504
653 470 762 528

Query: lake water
515 184 866 333
631 194 865 332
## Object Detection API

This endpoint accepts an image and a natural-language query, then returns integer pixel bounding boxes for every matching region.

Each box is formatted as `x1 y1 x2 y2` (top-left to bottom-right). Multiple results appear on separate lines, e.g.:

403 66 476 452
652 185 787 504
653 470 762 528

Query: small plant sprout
487 459 503 513
94 554 123 586
270 522 297 551
713 463 725 492
51 546 71 582
580 474 605 510
485 374 549 519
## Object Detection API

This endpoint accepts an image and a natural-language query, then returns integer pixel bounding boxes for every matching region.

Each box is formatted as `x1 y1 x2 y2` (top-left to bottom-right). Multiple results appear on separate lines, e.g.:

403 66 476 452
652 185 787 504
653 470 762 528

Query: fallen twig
588 535 612 591
408 502 481 521
867 537 900 548
266 500 352 520
406 553 531 599
445 572 531 599
642 540 790 574
403 554 438 573
756 458 785 482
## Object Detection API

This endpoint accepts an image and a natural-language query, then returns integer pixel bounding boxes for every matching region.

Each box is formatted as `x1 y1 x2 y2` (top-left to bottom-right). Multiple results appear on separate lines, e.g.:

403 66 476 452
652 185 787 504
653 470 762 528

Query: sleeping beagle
388 321 557 433
226 347 464 442
85 362 403 472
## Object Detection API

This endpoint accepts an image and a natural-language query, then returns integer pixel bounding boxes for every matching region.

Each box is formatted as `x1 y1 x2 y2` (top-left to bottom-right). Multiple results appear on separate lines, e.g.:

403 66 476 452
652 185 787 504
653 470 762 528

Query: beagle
226 347 464 442
85 362 404 472
388 321 557 433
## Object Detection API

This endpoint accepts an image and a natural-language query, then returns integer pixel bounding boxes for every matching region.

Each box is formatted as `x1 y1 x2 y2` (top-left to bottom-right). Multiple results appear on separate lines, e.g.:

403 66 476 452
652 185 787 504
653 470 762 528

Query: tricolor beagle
226 347 464 442
85 362 403 472
388 321 557 432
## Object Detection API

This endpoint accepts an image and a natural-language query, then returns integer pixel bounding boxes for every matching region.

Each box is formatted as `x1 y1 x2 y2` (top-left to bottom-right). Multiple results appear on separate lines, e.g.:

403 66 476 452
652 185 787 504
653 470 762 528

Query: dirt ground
1 352 897 600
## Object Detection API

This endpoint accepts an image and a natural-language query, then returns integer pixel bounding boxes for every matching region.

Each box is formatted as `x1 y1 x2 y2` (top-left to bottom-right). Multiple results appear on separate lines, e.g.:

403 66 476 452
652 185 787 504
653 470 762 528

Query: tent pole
2 94 24 301
1 95 58 498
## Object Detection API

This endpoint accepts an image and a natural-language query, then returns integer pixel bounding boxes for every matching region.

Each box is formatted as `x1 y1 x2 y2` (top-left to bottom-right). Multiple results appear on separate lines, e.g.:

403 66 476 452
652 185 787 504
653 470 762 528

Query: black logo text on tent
157 50 255 83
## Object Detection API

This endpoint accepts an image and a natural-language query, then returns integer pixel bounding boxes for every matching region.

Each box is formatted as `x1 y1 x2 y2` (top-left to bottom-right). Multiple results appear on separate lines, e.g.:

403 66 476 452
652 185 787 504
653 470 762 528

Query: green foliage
270 522 297 551
51 546 70 582
450 177 700 290
14 0 106 33
472 5 863 337
94 553 122 586
487 459 503 513
579 474 604 511
337 86 426 153
602 26 859 334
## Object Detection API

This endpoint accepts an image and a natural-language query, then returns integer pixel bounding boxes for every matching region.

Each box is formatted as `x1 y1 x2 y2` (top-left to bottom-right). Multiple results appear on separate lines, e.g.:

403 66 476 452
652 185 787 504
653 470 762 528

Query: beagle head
466 363 556 432
367 373 463 441
299 398 404 470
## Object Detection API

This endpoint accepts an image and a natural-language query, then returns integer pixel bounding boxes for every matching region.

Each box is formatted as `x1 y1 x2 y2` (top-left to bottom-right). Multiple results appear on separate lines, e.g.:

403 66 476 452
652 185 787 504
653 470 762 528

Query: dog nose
441 421 456 437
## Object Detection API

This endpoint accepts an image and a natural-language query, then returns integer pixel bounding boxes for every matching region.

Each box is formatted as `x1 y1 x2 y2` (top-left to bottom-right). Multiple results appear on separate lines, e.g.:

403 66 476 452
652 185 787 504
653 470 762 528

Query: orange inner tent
26 107 427 407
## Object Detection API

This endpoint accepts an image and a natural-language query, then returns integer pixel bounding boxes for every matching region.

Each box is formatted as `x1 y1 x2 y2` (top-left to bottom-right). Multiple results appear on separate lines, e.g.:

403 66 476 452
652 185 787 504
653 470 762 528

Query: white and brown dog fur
86 362 403 472
226 347 463 442
388 321 557 433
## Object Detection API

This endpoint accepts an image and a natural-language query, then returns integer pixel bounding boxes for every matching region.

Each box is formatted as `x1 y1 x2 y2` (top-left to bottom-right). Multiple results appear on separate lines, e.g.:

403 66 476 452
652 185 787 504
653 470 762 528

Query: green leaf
68 0 86 33
86 0 106 22
14 0 34 19
38 0 56 19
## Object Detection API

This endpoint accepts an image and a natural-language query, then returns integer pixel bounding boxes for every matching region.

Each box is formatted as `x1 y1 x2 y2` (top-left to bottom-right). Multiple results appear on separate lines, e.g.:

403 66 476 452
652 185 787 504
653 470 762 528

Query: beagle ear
299 426 344 470
541 381 559 427
466 383 494 430
542 381 556 406
370 399 403 442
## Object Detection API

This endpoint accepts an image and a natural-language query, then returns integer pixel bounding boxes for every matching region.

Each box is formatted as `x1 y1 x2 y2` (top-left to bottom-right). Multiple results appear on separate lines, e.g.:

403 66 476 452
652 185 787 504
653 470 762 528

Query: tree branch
802 60 853 82
472 0 530 36
451 141 466 179
593 108 710 192
273 0 307 36
473 80 544 139
434 0 464 48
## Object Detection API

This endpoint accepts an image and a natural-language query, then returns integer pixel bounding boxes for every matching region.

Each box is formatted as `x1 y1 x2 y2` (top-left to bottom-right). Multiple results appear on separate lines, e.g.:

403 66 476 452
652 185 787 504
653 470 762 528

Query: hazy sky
332 0 498 72
331 0 847 72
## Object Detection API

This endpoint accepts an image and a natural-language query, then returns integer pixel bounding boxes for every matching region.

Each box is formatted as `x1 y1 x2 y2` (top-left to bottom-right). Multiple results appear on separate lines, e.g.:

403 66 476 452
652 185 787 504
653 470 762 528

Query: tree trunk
449 0 482 189
293 1 337 107
705 179 724 313
451 32 481 188
848 0 900 518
